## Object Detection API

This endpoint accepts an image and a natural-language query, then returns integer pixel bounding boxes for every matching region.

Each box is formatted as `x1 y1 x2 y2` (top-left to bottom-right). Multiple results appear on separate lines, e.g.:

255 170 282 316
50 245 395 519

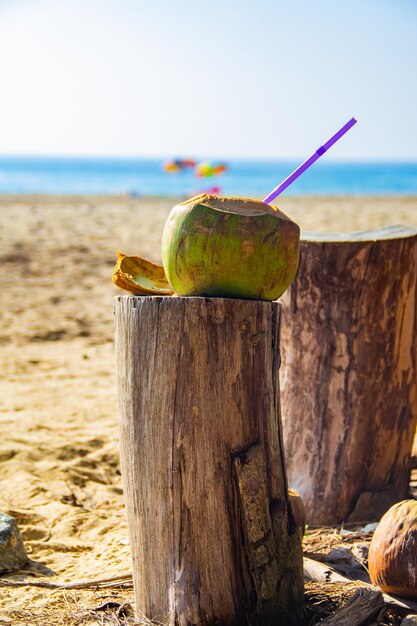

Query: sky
0 0 416 160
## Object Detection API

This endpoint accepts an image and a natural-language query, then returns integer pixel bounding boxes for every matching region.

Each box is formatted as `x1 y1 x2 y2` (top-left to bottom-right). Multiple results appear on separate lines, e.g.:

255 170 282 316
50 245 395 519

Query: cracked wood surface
279 226 417 525
114 296 303 626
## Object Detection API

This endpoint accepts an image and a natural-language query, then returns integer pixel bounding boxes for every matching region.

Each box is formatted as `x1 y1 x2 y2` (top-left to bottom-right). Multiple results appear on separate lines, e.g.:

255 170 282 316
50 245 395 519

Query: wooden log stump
279 225 417 525
114 296 303 626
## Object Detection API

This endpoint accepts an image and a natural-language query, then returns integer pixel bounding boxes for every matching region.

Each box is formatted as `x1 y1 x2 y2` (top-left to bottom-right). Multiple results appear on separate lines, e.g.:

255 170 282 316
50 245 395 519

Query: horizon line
1 153 417 164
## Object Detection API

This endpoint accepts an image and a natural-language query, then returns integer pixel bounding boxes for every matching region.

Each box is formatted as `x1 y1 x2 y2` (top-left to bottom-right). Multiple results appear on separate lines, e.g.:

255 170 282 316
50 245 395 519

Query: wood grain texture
279 226 417 525
320 585 384 626
114 296 303 626
304 557 417 616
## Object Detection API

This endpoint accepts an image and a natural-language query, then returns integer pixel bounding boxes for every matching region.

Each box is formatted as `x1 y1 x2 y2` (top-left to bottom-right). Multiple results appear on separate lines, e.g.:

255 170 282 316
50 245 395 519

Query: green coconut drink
161 194 300 301
113 194 300 301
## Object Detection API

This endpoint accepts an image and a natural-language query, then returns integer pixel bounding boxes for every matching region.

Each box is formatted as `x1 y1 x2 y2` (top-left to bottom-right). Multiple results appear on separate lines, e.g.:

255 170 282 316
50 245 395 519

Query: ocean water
0 156 416 196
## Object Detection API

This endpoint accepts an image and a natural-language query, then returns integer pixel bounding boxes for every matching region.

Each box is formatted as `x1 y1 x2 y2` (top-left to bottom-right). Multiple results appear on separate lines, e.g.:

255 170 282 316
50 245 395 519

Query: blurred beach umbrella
196 162 228 177
163 159 196 173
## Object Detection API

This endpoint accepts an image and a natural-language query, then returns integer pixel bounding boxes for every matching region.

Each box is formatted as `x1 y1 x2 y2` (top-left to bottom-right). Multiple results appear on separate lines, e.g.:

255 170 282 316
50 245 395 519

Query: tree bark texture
279 225 417 525
114 296 303 626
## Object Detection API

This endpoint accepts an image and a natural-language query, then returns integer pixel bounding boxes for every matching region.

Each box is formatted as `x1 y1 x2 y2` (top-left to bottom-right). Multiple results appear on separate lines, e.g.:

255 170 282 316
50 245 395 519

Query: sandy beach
1 194 417 625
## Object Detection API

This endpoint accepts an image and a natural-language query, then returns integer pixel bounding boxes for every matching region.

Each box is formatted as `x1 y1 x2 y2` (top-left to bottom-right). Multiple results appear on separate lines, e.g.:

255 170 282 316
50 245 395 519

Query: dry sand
1 194 417 625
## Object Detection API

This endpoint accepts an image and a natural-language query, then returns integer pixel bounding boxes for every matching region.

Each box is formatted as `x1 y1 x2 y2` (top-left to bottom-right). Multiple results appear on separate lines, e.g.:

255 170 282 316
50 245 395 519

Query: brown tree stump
279 225 417 525
114 296 303 626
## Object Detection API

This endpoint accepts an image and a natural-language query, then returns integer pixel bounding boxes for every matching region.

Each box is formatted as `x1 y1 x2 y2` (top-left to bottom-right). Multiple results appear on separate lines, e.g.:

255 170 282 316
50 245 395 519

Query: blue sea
0 156 416 196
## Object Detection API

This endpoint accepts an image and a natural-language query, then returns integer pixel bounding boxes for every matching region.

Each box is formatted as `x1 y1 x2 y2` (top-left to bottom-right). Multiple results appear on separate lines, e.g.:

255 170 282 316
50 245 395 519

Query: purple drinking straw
263 117 357 204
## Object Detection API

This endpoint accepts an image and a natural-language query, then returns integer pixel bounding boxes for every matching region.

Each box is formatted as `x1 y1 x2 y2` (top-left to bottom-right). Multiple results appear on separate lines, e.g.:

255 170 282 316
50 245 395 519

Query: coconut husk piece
112 251 173 296
304 580 384 625
304 557 417 618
